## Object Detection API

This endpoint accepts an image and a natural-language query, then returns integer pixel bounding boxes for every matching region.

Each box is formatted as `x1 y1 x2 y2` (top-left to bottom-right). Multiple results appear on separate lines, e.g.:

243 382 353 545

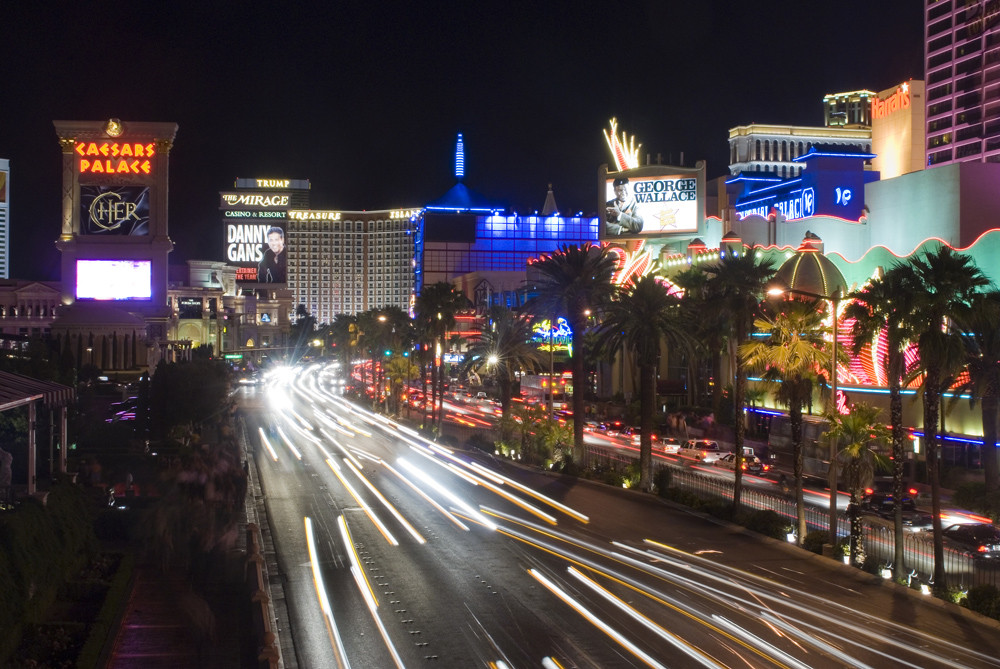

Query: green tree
461 307 544 419
823 403 891 566
742 298 831 544
596 274 690 491
703 248 776 511
528 244 617 464
845 265 921 577
384 354 419 416
904 247 991 592
672 267 722 408
414 283 468 432
952 290 1000 496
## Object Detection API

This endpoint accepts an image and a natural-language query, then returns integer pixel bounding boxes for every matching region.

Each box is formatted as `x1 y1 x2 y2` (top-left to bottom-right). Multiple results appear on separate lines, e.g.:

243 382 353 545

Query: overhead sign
603 172 700 237
871 83 910 120
80 186 150 235
75 141 155 175
220 192 290 209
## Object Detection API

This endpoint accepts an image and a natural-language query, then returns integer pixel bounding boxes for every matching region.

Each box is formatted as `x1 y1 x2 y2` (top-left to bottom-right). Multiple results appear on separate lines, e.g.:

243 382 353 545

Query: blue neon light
455 133 465 179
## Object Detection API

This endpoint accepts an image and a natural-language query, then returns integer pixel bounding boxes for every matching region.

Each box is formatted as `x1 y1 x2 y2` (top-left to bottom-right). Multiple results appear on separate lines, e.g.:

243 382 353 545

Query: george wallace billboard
598 163 705 240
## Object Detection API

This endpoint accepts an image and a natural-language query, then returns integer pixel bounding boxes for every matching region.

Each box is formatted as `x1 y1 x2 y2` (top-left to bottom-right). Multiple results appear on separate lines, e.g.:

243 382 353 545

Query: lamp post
768 284 842 541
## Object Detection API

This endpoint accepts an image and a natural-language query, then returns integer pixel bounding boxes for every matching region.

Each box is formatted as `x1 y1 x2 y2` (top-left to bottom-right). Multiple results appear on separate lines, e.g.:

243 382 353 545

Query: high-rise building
285 209 419 321
924 1 1000 166
0 158 8 279
823 89 875 126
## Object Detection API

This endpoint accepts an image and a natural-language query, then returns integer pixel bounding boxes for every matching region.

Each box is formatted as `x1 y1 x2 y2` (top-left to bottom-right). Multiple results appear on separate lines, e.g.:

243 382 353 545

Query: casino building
0 158 8 279
925 1 1000 166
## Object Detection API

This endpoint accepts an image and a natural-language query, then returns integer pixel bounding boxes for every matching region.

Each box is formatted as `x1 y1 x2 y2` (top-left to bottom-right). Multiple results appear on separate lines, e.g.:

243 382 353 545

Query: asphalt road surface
243 364 1000 668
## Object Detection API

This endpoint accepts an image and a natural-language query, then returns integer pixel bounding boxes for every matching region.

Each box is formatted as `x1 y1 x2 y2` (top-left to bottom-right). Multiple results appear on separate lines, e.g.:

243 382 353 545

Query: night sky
2 2 923 281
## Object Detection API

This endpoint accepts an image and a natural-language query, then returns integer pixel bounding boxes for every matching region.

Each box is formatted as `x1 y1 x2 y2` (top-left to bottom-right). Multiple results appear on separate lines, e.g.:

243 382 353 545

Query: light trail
397 458 497 531
257 427 279 461
276 427 302 460
344 460 426 544
326 458 399 546
566 566 724 668
336 516 407 669
304 517 352 669
528 568 668 669
381 460 470 531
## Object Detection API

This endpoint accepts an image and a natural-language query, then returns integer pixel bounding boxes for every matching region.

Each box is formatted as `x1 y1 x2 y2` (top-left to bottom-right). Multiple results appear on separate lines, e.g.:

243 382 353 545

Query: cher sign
75 141 155 175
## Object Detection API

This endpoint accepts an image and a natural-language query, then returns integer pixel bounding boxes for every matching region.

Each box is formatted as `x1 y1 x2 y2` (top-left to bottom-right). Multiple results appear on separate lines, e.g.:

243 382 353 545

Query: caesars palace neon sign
75 142 155 175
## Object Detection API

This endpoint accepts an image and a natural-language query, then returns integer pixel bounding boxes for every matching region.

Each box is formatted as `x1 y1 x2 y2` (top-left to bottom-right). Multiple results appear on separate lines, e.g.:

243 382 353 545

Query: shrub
701 501 734 522
802 530 830 554
965 585 1000 619
654 468 672 496
738 509 790 540
464 432 493 454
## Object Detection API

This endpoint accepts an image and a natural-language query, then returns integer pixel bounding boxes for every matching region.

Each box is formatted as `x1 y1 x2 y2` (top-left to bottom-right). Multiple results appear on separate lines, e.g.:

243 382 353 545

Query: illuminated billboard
600 165 703 239
75 260 152 300
0 170 6 203
225 223 286 283
80 186 150 235
74 141 155 175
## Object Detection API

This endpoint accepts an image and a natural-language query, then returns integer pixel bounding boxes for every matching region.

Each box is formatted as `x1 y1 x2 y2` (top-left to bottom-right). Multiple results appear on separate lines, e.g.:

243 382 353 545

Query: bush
464 432 493 454
738 509 790 540
654 468 672 496
965 585 1000 619
803 530 830 554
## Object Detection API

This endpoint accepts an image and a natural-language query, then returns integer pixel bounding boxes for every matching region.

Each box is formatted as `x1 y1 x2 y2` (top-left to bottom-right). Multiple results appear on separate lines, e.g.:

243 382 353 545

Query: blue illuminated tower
455 133 465 180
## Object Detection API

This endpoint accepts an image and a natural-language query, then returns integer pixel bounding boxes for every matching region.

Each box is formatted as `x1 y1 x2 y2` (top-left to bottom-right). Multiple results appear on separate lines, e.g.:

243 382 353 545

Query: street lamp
767 281 843 541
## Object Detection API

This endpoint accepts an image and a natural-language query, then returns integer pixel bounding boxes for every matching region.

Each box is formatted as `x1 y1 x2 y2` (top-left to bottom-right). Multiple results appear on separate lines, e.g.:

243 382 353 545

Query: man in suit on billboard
258 226 286 283
605 177 644 235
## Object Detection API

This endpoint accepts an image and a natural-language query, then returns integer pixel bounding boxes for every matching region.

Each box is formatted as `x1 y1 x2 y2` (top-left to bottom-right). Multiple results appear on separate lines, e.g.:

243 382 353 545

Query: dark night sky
1 1 923 281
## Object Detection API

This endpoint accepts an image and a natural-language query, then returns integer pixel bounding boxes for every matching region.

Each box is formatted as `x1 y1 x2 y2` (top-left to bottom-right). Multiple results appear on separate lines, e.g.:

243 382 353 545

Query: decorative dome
773 233 847 298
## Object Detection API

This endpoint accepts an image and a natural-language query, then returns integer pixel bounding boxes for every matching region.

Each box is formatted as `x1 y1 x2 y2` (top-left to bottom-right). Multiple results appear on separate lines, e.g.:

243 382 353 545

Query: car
619 426 657 445
860 494 932 532
941 523 1000 558
679 439 725 463
658 437 681 454
714 452 769 474
861 478 919 507
602 419 625 437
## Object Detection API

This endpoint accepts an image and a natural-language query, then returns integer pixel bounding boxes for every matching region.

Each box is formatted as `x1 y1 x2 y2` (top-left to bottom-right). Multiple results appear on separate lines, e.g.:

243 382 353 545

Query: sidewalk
106 559 249 669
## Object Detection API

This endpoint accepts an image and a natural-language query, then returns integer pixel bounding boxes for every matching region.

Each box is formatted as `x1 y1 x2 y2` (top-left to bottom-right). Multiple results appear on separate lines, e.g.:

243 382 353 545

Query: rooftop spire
455 133 465 180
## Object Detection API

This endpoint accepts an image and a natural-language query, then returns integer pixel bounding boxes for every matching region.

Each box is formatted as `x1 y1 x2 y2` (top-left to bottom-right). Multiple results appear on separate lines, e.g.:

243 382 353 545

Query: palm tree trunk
732 360 746 513
924 373 946 594
639 360 655 491
983 394 1000 494
572 328 586 467
791 398 806 545
890 368 906 580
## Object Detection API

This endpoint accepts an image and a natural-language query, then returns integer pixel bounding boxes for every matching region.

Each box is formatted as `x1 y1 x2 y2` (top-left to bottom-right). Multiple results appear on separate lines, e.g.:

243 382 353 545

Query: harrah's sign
871 84 909 120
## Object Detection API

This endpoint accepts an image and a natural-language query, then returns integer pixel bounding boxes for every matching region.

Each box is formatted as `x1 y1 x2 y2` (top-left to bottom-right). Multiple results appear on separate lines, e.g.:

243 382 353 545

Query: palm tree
844 265 919 579
952 290 1000 494
823 403 891 567
742 298 831 544
527 244 617 463
672 267 722 408
596 274 690 491
415 283 468 433
905 246 990 592
461 307 545 419
385 354 419 416
703 248 776 511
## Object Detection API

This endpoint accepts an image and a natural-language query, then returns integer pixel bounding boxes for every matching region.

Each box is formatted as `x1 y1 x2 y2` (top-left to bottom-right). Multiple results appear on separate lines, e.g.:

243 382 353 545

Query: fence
654 460 999 591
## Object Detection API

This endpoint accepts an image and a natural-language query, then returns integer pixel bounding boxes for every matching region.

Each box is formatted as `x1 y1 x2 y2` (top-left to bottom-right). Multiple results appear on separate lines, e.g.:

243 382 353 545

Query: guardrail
649 458 996 591
246 523 280 669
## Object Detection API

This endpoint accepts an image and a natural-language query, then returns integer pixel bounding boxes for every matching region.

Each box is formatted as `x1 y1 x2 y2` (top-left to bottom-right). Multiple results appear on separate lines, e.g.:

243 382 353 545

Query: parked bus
766 413 835 483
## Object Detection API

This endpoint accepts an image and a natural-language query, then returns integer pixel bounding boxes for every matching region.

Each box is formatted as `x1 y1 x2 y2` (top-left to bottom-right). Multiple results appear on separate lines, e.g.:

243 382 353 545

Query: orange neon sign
74 142 155 175
871 83 909 120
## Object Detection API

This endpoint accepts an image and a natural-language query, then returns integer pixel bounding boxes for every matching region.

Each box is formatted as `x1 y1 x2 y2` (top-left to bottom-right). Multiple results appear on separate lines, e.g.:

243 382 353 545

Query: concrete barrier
246 523 279 669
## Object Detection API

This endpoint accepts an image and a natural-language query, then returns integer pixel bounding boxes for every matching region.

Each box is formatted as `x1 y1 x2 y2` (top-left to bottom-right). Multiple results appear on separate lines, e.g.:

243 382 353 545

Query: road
244 364 1000 668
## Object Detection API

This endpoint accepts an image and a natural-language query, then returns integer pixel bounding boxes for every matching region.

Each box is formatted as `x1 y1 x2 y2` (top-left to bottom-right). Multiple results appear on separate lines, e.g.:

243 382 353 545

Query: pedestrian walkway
106 560 250 669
